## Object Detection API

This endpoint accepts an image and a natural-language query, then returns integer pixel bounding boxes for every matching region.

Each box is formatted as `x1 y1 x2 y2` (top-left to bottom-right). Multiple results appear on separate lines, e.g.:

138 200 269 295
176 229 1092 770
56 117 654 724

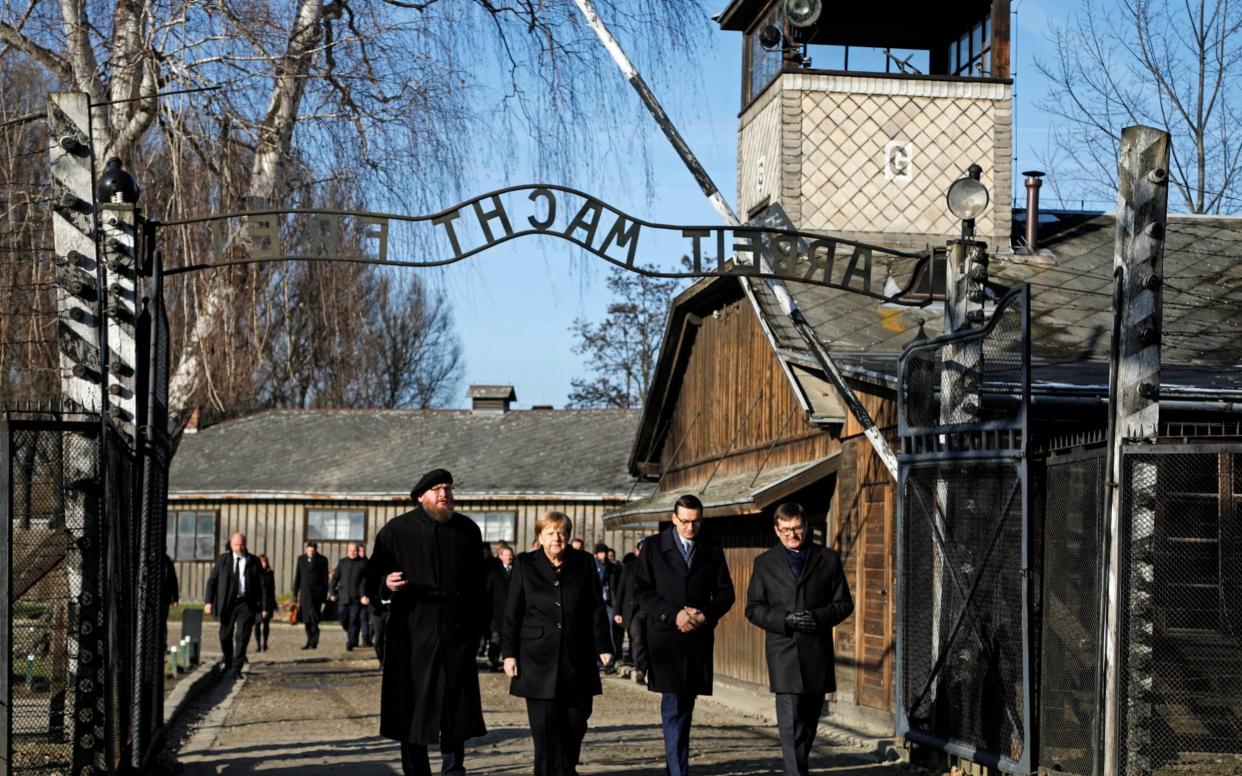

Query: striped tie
679 539 694 569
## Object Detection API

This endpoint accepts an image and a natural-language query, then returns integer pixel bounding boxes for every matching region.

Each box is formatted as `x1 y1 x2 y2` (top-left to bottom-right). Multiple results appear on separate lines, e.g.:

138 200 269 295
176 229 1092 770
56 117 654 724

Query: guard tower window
745 4 784 103
949 16 992 77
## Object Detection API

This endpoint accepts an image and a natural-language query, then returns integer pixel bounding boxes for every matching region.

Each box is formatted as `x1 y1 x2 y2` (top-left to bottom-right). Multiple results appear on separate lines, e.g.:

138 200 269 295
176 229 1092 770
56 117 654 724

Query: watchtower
719 0 1012 246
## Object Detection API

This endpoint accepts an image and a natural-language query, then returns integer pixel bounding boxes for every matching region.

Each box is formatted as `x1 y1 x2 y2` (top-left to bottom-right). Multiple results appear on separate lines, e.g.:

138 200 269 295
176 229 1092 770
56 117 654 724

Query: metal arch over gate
152 184 935 303
894 284 1033 773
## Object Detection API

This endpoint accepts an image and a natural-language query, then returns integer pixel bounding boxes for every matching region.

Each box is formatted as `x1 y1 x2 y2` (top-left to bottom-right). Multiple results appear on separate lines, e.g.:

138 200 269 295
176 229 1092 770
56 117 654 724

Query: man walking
593 542 623 670
484 542 515 672
330 542 370 651
357 543 374 647
615 539 647 680
365 469 488 776
745 502 854 776
634 494 735 776
293 540 330 649
203 532 269 677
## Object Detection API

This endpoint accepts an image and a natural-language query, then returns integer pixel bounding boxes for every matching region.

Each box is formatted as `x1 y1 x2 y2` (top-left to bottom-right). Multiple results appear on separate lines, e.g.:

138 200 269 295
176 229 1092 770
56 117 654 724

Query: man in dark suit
203 532 269 677
593 542 623 669
484 542 515 671
331 542 370 651
614 539 647 679
634 494 735 776
746 502 854 776
293 540 330 649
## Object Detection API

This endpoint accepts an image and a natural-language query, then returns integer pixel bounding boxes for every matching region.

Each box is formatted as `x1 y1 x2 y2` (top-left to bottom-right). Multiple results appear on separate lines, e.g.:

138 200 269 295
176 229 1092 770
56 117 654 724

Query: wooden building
609 0 1242 740
167 386 649 600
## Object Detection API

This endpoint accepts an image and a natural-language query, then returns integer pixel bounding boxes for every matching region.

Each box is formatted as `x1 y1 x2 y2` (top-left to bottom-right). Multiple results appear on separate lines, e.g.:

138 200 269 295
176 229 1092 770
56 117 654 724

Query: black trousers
526 695 592 776
400 740 464 776
361 606 374 645
774 692 825 776
487 631 502 669
252 616 270 649
339 601 363 648
219 600 254 670
301 600 321 646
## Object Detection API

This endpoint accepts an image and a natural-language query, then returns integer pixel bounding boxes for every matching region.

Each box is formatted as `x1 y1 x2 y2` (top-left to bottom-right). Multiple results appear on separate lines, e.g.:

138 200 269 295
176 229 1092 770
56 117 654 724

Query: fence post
47 90 109 774
1102 124 1169 776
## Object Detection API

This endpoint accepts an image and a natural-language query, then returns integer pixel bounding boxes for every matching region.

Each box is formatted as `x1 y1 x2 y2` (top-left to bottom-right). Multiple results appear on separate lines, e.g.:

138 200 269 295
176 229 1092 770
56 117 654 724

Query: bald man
205 532 269 677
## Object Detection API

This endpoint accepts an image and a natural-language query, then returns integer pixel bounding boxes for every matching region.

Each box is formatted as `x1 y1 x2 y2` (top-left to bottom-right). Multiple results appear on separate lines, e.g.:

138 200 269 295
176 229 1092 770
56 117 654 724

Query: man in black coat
203 532 269 677
485 542 515 671
365 468 488 776
614 540 647 676
592 542 623 667
634 494 735 776
330 542 370 650
293 540 330 649
746 502 854 776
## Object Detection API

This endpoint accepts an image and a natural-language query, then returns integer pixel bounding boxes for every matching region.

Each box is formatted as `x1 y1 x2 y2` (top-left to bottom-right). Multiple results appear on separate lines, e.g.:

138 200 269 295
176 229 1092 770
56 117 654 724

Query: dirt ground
163 621 908 775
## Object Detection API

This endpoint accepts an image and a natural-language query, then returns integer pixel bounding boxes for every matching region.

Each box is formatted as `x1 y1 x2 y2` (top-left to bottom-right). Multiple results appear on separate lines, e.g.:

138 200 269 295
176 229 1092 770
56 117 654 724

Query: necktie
679 539 694 568
234 556 243 596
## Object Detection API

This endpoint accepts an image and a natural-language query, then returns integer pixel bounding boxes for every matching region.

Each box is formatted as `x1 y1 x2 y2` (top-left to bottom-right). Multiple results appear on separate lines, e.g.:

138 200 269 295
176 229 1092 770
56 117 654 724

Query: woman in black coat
503 511 613 776
252 554 277 651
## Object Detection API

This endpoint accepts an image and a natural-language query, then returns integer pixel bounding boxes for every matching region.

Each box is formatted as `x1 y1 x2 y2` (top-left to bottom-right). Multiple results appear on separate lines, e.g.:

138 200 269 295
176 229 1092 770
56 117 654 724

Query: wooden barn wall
832 382 897 715
168 496 633 601
657 298 838 492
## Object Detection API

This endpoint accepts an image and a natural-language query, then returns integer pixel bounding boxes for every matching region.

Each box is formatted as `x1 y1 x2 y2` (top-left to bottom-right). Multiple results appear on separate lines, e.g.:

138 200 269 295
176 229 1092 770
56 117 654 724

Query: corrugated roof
169 408 649 499
756 211 1242 375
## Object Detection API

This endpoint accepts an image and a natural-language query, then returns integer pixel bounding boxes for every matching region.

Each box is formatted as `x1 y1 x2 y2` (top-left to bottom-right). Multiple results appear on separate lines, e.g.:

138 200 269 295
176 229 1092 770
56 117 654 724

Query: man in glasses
365 469 488 776
745 502 854 776
634 494 735 776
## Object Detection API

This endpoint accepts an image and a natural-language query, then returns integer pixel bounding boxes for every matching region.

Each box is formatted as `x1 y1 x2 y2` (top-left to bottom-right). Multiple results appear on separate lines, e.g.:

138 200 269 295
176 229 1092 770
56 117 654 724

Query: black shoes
301 643 311 650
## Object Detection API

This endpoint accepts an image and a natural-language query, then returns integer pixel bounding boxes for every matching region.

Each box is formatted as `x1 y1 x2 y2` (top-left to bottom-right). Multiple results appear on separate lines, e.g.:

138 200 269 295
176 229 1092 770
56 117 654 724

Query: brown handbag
288 602 300 625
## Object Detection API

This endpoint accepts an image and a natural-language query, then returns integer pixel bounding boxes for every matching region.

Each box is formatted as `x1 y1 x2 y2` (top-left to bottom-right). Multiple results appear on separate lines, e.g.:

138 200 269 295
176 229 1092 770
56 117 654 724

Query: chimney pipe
1023 171 1045 252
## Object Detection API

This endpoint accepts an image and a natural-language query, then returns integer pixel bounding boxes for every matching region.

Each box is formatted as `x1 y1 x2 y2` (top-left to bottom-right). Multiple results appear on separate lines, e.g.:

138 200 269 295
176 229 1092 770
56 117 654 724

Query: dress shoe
346 644 354 652
301 643 311 650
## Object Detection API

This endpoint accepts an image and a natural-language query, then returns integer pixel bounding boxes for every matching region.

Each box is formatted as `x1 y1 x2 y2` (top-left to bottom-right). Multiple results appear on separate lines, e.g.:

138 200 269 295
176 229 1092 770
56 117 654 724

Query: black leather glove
784 609 818 634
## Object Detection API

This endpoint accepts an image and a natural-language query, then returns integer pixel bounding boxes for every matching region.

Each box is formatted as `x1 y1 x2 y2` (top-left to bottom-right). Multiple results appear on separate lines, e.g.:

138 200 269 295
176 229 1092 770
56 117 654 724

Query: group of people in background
359 467 854 776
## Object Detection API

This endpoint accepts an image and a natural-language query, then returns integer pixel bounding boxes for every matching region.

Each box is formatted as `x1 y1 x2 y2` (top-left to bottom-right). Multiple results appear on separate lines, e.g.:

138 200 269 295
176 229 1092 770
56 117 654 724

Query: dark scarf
782 544 810 578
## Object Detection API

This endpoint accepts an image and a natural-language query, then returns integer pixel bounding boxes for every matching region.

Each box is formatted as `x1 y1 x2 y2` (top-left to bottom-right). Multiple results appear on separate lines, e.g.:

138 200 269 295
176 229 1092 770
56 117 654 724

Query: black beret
411 468 453 501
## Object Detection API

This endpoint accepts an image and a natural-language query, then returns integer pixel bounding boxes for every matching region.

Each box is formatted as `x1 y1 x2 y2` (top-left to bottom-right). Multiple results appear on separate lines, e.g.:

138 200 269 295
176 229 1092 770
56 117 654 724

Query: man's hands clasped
784 609 818 634
675 606 707 633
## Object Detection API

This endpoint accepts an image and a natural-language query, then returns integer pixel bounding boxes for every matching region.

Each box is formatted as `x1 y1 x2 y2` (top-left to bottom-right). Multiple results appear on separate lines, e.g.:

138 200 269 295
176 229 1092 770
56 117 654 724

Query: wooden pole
571 0 898 479
1102 124 1169 776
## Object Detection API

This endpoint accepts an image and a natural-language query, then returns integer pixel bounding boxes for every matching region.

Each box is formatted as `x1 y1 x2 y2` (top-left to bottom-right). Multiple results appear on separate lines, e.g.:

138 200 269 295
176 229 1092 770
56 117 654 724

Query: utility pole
572 0 898 478
48 89 109 775
1102 124 1169 776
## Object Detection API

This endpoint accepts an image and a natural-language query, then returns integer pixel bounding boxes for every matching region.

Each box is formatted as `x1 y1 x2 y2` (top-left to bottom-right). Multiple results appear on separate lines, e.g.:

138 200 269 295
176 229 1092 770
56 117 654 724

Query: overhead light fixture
946 176 989 221
785 0 822 28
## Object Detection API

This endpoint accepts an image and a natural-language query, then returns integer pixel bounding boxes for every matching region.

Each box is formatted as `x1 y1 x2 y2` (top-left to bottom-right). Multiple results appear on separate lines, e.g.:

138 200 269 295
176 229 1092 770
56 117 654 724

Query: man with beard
366 469 487 776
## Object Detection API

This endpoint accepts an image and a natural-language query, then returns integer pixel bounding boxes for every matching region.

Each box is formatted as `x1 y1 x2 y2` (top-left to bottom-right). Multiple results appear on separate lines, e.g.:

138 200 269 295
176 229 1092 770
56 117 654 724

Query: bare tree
1036 0 1242 213
567 266 676 409
0 0 710 436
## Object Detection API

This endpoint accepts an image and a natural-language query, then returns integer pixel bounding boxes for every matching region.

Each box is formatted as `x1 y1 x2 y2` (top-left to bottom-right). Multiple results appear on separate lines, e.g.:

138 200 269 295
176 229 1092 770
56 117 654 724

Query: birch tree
1036 0 1242 213
0 0 709 435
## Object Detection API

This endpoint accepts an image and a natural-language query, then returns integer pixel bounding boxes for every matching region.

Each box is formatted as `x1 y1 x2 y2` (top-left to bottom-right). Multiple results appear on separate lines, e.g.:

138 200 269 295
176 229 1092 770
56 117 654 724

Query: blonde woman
503 512 612 776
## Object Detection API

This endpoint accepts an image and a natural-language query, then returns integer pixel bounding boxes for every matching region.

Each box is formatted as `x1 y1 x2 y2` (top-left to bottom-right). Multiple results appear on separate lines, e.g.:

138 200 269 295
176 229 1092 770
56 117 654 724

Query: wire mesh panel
2 419 100 776
1117 446 1242 776
896 283 1031 772
1038 449 1107 775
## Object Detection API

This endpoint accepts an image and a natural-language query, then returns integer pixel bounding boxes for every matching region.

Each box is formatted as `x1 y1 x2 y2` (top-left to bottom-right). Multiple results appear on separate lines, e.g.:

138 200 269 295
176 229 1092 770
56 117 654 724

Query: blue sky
434 0 1075 409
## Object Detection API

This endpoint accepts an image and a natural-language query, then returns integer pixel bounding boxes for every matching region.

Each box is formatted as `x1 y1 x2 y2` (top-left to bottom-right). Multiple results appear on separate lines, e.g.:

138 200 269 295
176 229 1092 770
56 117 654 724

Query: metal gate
895 284 1033 773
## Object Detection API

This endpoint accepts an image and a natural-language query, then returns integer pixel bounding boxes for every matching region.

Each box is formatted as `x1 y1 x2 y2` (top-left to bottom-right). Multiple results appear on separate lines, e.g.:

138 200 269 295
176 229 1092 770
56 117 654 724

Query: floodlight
946 176 989 221
785 0 822 28
759 24 783 50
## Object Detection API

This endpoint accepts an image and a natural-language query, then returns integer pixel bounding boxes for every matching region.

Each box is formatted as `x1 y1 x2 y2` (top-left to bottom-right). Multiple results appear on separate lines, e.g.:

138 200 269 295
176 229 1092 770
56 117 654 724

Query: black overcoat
203 551 267 621
485 561 512 634
259 567 277 614
745 542 854 694
364 508 488 744
615 553 638 625
501 548 612 700
332 556 367 605
632 527 735 695
293 553 329 612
